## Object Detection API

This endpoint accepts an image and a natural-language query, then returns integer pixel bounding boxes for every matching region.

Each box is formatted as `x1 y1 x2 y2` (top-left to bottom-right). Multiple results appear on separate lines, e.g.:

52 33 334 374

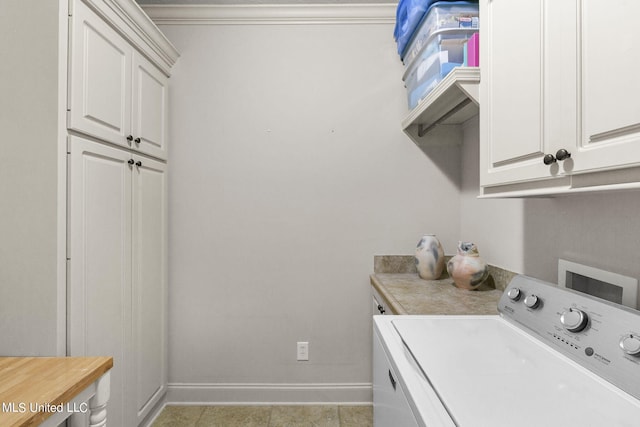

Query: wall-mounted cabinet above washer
480 0 640 197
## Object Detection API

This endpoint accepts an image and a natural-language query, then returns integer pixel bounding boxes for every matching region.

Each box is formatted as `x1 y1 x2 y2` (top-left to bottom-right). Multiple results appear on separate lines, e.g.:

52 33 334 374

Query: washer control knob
560 308 589 333
620 334 640 356
524 294 540 309
507 288 522 301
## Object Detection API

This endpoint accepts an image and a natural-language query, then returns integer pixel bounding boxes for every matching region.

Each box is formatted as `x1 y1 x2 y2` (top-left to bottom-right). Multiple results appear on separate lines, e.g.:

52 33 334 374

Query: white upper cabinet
69 0 132 147
480 0 548 185
70 0 169 160
133 55 169 159
480 0 640 196
572 1 640 174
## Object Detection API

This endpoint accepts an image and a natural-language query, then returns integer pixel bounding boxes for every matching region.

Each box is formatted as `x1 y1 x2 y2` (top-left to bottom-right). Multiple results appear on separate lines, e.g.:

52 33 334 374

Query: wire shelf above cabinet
401 67 480 146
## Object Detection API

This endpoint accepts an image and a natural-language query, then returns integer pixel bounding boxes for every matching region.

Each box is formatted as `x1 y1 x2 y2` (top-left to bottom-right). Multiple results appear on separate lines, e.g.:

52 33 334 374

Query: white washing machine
373 275 640 426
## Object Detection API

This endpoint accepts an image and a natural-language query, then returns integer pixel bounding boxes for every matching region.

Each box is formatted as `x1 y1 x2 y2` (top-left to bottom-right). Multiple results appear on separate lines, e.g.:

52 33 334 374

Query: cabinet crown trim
82 0 180 74
141 4 396 25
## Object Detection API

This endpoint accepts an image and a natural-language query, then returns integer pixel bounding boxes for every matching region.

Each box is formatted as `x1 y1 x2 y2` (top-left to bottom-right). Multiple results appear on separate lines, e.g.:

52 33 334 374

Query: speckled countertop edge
372 255 519 316
371 275 407 315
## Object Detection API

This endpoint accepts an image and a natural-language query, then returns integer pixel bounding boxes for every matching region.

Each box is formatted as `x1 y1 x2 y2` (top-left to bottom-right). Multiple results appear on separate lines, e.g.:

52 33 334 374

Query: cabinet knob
135 161 142 167
377 304 385 314
556 148 571 161
134 137 141 144
126 135 133 143
543 154 557 165
128 159 134 165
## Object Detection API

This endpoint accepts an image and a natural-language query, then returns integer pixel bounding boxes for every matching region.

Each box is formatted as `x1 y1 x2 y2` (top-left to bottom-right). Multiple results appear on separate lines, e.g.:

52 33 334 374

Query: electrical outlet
297 341 309 361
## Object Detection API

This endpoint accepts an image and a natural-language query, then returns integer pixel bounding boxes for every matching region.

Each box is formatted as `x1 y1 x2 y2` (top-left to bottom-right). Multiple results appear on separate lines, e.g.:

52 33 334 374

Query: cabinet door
132 54 169 160
68 137 133 427
480 0 570 188
69 0 132 148
132 155 167 421
570 1 640 174
480 0 546 186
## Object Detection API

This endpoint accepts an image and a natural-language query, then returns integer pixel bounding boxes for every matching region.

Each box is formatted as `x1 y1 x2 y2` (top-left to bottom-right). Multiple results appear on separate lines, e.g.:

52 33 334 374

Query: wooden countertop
0 356 113 427
371 273 504 315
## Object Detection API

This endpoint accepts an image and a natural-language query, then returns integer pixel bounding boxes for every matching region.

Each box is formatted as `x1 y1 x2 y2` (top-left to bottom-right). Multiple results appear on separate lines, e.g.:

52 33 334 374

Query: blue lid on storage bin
394 0 435 58
395 0 478 60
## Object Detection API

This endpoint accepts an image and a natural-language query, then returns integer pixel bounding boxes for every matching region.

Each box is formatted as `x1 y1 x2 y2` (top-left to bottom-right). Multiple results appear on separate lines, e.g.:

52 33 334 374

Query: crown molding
82 0 180 74
140 3 396 25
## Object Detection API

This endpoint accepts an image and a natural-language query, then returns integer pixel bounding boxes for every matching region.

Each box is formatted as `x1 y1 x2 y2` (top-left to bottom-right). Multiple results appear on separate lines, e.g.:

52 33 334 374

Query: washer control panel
498 275 640 400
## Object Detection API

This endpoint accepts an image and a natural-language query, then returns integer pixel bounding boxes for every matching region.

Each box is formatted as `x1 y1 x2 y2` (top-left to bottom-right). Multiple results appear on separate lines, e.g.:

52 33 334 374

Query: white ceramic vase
414 234 445 280
447 241 489 290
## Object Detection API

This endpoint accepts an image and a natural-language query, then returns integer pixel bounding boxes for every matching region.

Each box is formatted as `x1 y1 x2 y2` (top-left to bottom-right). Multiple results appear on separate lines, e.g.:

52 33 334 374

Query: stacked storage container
395 1 479 110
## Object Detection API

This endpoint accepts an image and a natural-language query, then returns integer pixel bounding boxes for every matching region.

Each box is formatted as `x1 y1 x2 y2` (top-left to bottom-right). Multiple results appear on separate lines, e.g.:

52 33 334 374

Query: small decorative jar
414 234 445 280
447 242 489 290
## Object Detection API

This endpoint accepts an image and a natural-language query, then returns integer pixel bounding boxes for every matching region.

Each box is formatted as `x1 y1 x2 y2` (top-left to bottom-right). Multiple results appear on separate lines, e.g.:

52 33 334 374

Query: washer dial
560 308 589 333
619 334 640 356
507 288 522 301
524 294 540 309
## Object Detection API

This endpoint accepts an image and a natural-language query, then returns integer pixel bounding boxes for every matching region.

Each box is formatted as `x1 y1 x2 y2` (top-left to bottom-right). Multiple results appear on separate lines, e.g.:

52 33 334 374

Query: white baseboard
138 397 167 427
166 382 372 405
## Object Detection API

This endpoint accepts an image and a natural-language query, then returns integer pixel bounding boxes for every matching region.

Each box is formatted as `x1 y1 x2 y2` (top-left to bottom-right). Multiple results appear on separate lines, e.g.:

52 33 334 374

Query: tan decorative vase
447 241 489 290
414 234 445 280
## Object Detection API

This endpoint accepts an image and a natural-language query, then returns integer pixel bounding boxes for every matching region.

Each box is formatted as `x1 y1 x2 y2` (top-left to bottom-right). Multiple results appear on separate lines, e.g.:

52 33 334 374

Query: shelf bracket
417 98 473 138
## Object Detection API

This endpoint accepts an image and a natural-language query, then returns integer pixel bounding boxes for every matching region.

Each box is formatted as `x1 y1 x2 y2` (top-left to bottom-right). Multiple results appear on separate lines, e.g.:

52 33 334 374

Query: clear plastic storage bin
403 1 479 68
403 30 477 109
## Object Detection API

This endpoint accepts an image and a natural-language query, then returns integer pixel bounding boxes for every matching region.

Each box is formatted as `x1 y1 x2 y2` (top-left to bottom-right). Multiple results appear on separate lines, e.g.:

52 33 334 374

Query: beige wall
161 21 460 401
460 118 525 272
0 0 63 356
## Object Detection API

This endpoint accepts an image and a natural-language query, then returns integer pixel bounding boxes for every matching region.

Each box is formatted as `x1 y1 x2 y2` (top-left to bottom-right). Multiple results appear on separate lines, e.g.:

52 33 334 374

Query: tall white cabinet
68 1 173 425
480 0 640 196
69 138 168 426
0 1 178 426
69 140 134 427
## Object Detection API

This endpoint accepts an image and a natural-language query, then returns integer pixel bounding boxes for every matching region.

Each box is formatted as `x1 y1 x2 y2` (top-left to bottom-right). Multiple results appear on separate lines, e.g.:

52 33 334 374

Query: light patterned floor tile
268 405 340 427
151 404 374 426
151 405 206 427
196 406 271 427
338 406 373 427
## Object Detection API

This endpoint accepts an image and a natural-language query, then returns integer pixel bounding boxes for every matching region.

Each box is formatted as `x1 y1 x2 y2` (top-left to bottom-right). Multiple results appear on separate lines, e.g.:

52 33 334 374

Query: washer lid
392 316 640 427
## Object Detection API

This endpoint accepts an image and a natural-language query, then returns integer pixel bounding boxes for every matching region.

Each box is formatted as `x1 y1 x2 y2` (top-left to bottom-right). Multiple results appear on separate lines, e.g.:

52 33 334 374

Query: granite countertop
372 256 517 315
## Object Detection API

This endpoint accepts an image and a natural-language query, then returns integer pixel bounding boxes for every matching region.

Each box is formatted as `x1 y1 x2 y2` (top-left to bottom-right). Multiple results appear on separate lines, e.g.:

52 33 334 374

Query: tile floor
151 405 373 427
